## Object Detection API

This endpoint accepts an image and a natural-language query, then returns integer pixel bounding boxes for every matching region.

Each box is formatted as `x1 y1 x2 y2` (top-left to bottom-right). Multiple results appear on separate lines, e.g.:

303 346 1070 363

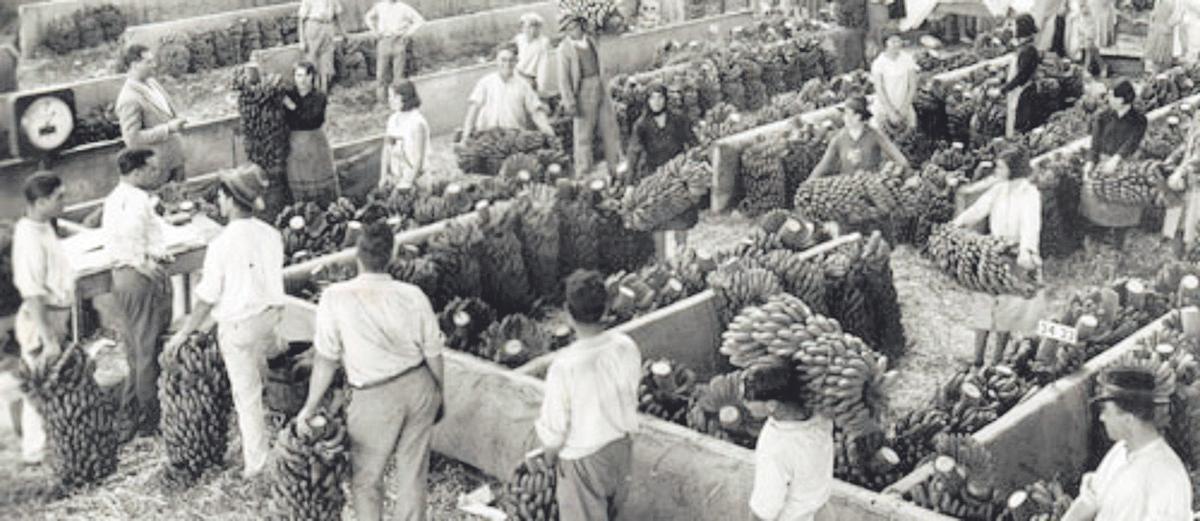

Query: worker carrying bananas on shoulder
1061 363 1192 520
533 269 642 520
741 364 834 521
950 146 1047 367
166 164 286 480
296 221 446 521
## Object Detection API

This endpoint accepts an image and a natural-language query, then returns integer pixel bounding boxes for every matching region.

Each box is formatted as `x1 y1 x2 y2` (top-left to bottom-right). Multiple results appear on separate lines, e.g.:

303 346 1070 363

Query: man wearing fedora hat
810 96 910 179
165 164 286 479
1061 365 1192 520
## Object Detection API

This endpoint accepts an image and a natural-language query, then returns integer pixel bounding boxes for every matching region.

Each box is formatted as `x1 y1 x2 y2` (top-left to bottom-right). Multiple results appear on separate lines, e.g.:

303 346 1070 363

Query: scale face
11 88 76 158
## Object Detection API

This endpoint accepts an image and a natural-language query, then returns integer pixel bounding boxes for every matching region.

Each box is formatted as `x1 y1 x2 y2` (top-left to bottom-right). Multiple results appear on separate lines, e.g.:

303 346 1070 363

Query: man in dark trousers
1080 80 1148 250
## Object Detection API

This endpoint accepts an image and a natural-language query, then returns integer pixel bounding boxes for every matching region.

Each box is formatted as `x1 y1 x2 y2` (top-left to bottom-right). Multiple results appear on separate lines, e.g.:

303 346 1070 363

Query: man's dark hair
565 270 607 324
1014 14 1038 39
742 364 803 404
1112 80 1136 106
357 221 394 272
390 78 422 111
997 146 1032 180
122 44 150 70
117 148 155 175
23 171 63 204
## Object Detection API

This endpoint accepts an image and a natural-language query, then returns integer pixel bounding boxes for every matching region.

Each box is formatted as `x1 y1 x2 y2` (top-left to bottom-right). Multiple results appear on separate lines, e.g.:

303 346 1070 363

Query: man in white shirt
1062 365 1192 521
534 270 641 520
116 45 187 187
165 164 284 479
102 148 176 440
365 0 425 102
7 172 75 465
297 221 445 521
460 44 556 141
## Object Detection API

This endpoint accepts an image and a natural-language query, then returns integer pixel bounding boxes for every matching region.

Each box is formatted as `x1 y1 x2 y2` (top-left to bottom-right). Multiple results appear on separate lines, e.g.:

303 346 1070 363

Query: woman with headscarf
810 96 910 179
624 83 698 259
993 14 1042 139
1161 109 1200 256
283 61 339 205
951 147 1046 366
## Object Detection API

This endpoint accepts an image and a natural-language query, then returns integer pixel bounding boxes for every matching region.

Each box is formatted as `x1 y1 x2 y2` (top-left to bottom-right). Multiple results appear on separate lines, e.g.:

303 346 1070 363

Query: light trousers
216 307 281 476
12 306 70 463
571 76 622 177
556 436 633 521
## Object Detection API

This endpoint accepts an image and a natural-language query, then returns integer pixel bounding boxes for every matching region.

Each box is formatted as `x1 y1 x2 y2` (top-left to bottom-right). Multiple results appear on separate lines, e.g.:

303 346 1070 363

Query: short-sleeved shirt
314 273 444 387
299 0 344 21
193 218 285 324
1077 438 1192 521
468 72 545 132
385 109 430 183
12 218 75 309
749 416 835 521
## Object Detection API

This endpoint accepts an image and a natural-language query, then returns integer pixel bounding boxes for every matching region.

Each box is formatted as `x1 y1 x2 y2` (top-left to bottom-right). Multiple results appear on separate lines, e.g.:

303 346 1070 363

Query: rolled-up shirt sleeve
192 246 224 306
313 292 344 361
535 363 570 450
749 449 789 520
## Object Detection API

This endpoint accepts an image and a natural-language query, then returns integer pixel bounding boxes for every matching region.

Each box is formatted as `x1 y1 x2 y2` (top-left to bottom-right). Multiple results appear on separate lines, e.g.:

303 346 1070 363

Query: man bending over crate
534 270 642 520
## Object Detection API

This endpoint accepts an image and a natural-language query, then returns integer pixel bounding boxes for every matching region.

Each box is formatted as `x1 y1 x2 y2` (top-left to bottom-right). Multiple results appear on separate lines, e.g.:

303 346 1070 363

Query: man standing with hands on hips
117 44 187 186
166 165 285 480
364 0 426 103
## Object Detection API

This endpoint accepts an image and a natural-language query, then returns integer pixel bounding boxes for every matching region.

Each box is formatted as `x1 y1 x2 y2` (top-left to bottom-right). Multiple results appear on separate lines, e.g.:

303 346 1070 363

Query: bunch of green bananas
638 359 697 425
927 224 1040 298
483 314 552 368
905 433 1001 520
157 331 233 488
498 452 559 521
269 402 350 521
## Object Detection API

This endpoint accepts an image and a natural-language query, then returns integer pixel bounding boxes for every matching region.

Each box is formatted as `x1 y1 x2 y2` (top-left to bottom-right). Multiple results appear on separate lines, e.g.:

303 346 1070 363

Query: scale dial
20 95 75 151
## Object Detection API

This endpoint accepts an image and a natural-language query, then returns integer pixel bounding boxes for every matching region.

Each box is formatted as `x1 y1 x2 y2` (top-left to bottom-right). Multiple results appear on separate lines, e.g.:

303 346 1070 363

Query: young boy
742 364 834 521
534 270 642 520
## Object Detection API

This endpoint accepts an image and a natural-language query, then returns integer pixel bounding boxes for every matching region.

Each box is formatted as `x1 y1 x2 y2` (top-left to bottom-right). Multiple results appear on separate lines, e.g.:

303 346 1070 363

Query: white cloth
12 218 75 308
535 332 641 461
870 51 920 128
217 307 280 476
314 273 444 387
383 109 429 189
468 72 545 132
299 0 343 21
1076 438 1192 521
367 1 424 35
515 34 552 93
193 218 285 324
749 416 835 521
101 181 172 270
1182 0 1200 60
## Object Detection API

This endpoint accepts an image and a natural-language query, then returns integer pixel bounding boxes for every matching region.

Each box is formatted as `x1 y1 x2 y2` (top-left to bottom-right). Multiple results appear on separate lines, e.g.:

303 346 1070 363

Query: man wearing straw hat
1061 364 1191 520
166 164 286 479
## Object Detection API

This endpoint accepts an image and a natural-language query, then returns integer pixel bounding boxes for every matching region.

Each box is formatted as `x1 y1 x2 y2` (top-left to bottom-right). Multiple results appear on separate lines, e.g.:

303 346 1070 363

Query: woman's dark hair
122 44 150 70
390 78 422 111
23 171 63 203
1112 80 1137 106
294 60 318 87
742 364 803 404
1015 14 1038 39
997 146 1032 180
565 270 607 324
357 222 394 272
117 148 155 175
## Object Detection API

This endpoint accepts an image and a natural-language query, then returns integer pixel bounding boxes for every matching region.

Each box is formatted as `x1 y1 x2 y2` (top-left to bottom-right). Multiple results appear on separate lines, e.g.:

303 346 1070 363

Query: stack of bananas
483 314 552 368
706 263 782 325
604 265 690 324
456 128 560 176
638 359 698 425
439 297 497 358
620 154 710 232
1001 480 1075 520
686 371 762 448
1090 159 1167 206
905 433 1001 520
936 366 1029 434
157 331 233 488
792 162 910 225
387 254 442 306
19 343 119 492
740 132 791 216
888 408 951 476
758 210 822 251
498 452 559 521
269 404 351 521
515 186 563 299
597 202 656 275
478 206 535 315
232 66 290 181
719 293 891 439
833 427 902 491
425 220 486 302
755 249 826 314
927 224 1040 298
555 179 605 276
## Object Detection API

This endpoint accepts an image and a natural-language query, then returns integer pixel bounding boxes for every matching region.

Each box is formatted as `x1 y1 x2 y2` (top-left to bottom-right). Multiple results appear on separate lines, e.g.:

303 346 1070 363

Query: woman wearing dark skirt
997 15 1042 139
283 61 339 206
623 83 697 259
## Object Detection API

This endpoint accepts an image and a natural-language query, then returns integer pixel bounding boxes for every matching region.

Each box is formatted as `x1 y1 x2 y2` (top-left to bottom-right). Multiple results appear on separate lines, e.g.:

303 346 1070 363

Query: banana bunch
555 179 605 275
604 264 690 324
298 261 358 302
1136 68 1193 113
666 248 719 295
938 365 1030 433
157 331 234 488
758 209 821 251
620 154 710 232
686 371 762 448
386 254 442 304
1090 158 1167 206
232 65 290 180
638 359 698 425
275 200 355 265
439 297 497 358
597 202 656 275
269 405 351 521
19 343 119 491
755 249 826 312
1001 480 1074 521
456 128 560 176
483 314 552 369
888 408 951 475
929 141 979 176
511 186 563 300
740 136 791 216
707 264 783 325
478 206 535 315
557 0 624 35
833 426 902 491
927 224 1040 298
792 163 910 225
905 433 1001 520
424 220 486 302
498 453 559 521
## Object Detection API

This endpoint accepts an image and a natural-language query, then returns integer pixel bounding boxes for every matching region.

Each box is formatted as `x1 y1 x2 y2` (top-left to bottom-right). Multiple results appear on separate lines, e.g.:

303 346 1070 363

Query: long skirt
286 129 339 206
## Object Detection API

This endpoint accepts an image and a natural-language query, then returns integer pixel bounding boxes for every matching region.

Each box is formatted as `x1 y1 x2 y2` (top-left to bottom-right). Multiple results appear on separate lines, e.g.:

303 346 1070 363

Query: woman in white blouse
381 78 430 189
514 12 552 96
951 147 1046 367
870 33 920 130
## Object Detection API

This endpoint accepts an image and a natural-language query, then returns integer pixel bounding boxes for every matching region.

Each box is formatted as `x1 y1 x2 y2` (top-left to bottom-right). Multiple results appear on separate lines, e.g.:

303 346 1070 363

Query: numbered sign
1037 320 1078 345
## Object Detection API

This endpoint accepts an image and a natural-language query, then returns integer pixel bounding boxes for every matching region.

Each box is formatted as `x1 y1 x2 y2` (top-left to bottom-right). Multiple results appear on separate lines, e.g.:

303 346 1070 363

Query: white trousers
217 307 282 476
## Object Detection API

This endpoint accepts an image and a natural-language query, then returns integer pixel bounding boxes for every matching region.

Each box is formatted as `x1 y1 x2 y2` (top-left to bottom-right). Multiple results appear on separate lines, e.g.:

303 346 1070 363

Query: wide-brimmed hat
219 164 268 211
1091 366 1167 407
